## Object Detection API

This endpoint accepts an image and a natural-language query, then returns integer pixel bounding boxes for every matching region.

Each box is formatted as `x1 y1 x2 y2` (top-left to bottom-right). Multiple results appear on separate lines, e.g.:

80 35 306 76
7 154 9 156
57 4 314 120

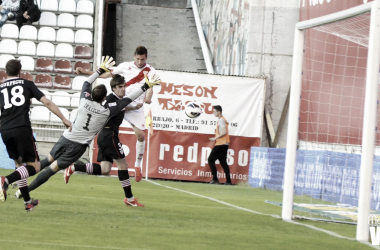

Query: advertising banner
93 71 265 184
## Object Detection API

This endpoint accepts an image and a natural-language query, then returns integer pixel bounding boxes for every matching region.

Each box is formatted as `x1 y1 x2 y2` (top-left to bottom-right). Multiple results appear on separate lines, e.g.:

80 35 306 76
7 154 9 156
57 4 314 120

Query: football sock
118 170 133 198
40 158 51 171
135 140 145 167
5 165 36 184
74 163 102 175
17 179 31 202
28 167 56 192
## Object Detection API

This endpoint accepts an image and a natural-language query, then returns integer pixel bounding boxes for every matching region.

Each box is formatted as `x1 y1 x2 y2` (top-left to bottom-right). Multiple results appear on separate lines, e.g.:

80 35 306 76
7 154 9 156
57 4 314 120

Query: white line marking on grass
146 180 380 250
0 239 150 250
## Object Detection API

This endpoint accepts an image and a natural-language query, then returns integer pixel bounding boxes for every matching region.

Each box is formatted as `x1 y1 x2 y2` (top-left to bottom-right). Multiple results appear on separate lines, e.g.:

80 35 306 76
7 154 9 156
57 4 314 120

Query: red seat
0 71 7 83
35 58 53 72
35 74 53 88
54 75 72 89
74 45 92 59
74 61 91 72
20 72 33 81
55 59 72 73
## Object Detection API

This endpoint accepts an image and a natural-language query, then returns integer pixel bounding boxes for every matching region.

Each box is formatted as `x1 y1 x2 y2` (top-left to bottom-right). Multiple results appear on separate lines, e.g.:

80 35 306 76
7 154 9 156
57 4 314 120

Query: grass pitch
0 169 374 250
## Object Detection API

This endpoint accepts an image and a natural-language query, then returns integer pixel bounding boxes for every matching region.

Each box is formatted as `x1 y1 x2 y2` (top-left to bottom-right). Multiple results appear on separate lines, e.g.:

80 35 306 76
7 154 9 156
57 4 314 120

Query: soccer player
208 105 232 185
14 56 160 206
76 46 155 182
64 74 145 207
0 59 72 211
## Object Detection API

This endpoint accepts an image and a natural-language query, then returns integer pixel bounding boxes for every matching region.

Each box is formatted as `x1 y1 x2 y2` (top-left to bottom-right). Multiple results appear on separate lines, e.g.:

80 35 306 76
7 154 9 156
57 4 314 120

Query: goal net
283 1 380 241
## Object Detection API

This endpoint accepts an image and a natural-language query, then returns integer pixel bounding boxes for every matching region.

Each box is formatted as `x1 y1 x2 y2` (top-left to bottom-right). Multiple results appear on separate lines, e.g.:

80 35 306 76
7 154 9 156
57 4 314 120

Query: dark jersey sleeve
80 81 93 100
108 97 133 117
27 81 44 101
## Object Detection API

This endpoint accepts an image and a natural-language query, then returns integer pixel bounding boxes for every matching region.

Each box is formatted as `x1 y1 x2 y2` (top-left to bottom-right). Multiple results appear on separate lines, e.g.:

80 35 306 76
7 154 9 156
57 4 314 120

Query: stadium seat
38 27 56 41
32 89 51 105
56 28 75 43
53 75 72 89
18 56 35 71
74 61 91 72
0 40 17 54
70 92 80 107
72 76 86 90
55 43 73 58
18 41 36 55
19 26 38 40
77 0 94 15
37 42 55 57
51 91 70 106
35 58 53 72
0 71 7 83
70 108 78 122
0 54 15 69
35 74 53 88
51 108 69 122
75 30 92 44
76 15 93 29
74 45 92 59
54 59 72 73
20 72 33 81
57 13 75 28
1 24 19 38
30 106 50 122
39 12 57 26
40 0 58 11
59 0 76 13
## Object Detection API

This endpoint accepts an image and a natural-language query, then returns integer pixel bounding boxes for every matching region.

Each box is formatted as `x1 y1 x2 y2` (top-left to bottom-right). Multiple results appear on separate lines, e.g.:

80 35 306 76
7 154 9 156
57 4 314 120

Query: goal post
282 0 380 242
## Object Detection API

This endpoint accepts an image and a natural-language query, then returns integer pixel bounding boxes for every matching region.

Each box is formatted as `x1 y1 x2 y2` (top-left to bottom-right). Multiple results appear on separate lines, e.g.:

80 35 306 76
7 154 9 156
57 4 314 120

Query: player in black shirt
0 59 71 211
64 74 144 207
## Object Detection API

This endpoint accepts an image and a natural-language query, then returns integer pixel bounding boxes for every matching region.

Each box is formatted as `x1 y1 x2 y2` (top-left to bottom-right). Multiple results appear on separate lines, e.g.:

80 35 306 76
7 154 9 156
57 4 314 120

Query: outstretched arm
76 67 113 79
40 96 72 130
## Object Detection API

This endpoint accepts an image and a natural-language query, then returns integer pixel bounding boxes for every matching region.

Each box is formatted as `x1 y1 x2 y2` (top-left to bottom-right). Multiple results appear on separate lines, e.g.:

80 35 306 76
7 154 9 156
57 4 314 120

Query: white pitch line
0 239 151 250
146 180 380 250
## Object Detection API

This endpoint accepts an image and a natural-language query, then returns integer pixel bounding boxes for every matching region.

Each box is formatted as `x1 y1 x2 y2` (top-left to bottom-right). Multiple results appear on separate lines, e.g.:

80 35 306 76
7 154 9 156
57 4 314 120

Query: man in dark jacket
17 0 40 29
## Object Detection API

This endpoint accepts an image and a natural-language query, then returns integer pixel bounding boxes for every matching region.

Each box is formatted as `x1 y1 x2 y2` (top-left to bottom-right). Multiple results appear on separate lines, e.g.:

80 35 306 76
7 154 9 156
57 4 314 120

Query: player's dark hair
213 105 222 113
6 59 22 77
92 84 107 103
134 46 148 57
110 74 125 90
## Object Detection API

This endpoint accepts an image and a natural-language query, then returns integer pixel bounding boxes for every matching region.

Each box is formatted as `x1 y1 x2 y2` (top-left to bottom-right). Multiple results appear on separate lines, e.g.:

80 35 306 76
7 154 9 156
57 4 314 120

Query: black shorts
97 128 125 163
50 136 88 169
1 126 39 162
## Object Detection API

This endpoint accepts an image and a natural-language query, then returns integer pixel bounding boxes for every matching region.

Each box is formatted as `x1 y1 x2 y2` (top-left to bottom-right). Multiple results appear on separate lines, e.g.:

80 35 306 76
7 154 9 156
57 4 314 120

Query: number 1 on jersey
83 114 92 131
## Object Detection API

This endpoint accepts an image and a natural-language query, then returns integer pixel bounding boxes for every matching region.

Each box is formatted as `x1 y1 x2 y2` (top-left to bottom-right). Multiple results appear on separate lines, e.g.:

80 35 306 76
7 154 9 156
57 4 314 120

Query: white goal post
282 0 380 242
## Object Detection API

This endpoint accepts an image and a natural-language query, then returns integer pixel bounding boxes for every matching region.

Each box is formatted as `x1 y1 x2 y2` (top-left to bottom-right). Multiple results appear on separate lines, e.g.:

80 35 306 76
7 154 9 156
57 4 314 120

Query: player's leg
207 147 219 184
217 145 232 185
124 109 145 182
114 158 144 207
0 127 40 204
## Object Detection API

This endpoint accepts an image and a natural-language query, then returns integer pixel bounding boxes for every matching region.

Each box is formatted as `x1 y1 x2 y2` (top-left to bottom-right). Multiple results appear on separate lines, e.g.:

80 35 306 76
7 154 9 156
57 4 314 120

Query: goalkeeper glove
96 56 116 75
141 73 161 91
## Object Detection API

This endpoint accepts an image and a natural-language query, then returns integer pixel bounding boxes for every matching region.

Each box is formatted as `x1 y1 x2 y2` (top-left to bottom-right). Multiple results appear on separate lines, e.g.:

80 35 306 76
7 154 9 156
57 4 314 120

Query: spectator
0 0 20 27
17 0 40 29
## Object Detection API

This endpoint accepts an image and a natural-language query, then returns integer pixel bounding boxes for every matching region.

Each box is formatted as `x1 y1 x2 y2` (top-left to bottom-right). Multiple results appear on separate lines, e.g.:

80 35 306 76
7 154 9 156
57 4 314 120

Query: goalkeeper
14 56 160 206
76 46 158 183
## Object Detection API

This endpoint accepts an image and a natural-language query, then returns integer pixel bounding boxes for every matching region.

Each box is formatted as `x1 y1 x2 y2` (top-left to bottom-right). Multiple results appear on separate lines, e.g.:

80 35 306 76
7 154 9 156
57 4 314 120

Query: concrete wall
198 0 299 147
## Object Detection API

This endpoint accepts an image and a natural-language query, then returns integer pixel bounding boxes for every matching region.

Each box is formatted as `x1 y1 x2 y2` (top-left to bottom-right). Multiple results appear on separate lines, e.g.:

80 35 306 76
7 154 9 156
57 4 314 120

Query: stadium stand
38 27 56 41
20 72 33 81
74 61 91 72
0 40 17 54
36 42 55 57
55 43 74 58
74 45 92 59
75 29 92 44
0 55 15 68
35 58 54 72
19 26 38 40
70 108 78 122
76 15 93 29
31 106 50 122
58 13 75 28
0 24 19 39
35 74 53 88
59 0 76 13
54 59 72 73
18 56 35 71
50 107 69 122
54 75 72 89
77 0 94 15
39 12 57 26
70 92 80 107
56 28 75 43
72 76 86 90
51 91 71 107
40 0 58 12
0 71 7 83
18 41 36 55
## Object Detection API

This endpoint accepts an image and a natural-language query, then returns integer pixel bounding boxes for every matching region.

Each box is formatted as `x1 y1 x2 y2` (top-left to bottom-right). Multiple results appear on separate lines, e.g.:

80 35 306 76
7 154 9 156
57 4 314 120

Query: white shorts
124 103 146 131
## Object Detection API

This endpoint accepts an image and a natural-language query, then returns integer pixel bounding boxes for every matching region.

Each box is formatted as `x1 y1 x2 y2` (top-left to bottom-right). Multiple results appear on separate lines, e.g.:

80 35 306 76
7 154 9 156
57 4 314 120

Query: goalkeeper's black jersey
103 93 124 133
0 78 44 130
